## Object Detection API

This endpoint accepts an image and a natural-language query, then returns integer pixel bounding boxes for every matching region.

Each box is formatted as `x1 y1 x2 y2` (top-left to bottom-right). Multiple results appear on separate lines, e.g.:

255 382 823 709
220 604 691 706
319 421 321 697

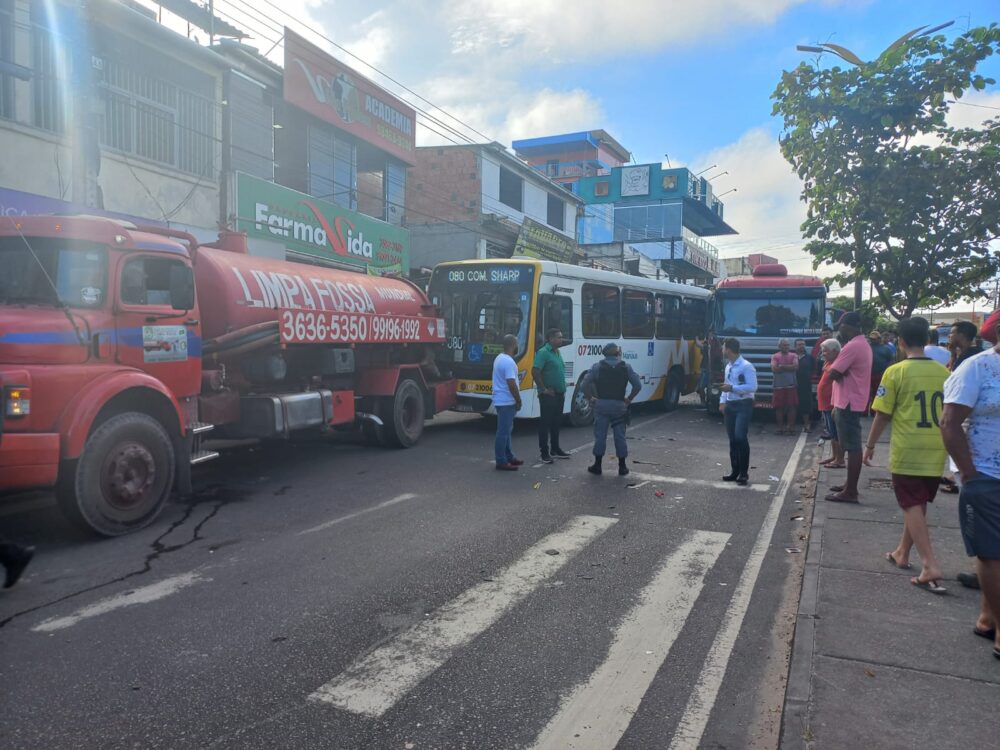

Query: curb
779 445 825 749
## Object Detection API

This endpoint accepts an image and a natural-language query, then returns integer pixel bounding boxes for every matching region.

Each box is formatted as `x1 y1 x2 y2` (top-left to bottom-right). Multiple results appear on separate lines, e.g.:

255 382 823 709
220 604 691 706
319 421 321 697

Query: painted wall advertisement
235 173 410 273
283 28 417 166
513 217 578 263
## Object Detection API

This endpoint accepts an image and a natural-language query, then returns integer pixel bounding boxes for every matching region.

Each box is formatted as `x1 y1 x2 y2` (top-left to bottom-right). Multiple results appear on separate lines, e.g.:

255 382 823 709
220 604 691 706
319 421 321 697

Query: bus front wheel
569 382 594 427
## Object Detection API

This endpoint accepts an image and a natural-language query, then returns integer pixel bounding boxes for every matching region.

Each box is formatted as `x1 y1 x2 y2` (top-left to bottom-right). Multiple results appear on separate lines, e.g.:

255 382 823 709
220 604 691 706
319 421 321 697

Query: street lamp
694 164 718 176
795 20 954 67
717 188 737 198
706 170 729 181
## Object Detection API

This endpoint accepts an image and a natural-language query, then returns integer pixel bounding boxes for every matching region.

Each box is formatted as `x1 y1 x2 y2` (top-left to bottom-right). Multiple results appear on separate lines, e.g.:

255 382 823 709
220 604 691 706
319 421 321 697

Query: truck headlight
5 386 30 417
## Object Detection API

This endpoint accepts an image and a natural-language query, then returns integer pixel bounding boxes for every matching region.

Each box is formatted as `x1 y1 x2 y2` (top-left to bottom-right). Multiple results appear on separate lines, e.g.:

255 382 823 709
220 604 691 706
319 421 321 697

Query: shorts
891 474 939 509
772 387 798 410
959 473 1000 559
833 408 863 452
822 411 838 440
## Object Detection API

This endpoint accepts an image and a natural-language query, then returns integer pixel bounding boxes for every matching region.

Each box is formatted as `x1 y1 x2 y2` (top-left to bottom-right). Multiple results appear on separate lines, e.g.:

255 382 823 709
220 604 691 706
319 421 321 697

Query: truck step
189 421 215 435
190 450 220 465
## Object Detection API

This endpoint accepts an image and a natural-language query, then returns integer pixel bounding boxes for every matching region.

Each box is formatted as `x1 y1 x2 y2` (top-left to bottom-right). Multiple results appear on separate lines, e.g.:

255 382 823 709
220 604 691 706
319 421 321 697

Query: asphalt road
0 400 816 750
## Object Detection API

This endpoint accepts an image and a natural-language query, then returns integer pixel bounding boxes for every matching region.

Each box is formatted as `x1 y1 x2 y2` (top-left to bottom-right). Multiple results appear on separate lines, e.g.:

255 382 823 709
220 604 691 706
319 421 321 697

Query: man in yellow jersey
864 317 950 593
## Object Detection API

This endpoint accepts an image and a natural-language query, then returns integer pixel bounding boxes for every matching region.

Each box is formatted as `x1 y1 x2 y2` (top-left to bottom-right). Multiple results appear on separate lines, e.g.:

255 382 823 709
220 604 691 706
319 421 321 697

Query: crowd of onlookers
807 309 1000 664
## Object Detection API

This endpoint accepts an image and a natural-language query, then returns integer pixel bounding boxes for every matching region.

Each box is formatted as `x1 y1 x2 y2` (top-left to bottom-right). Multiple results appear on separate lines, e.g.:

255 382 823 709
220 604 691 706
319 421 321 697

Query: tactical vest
595 361 629 400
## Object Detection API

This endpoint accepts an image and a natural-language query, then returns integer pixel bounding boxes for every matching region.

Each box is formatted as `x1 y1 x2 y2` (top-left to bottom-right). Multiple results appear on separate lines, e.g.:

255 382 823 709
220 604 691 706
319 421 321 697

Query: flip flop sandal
884 552 912 570
825 492 859 504
829 485 845 492
826 463 846 469
911 578 947 594
974 626 997 641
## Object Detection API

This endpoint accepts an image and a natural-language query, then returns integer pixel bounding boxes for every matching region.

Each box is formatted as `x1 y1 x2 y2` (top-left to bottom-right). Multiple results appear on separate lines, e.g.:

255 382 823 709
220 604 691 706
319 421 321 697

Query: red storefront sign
283 28 417 165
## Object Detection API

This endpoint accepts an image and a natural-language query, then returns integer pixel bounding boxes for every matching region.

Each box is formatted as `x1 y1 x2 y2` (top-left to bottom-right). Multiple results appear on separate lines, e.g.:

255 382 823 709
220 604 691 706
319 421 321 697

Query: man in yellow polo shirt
532 328 570 464
864 317 950 593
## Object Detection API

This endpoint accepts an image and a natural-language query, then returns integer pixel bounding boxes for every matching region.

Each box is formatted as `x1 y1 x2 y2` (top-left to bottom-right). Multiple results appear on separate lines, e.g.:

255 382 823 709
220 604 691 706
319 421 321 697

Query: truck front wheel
58 412 176 536
379 378 425 448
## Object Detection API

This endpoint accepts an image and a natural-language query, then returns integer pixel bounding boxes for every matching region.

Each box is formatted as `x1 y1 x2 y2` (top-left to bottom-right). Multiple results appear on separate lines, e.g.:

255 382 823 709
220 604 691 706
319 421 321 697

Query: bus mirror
170 265 195 311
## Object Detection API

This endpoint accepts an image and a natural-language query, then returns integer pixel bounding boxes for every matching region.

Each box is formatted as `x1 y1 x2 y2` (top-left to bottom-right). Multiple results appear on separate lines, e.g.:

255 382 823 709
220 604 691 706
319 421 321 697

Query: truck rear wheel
57 412 175 536
379 379 425 448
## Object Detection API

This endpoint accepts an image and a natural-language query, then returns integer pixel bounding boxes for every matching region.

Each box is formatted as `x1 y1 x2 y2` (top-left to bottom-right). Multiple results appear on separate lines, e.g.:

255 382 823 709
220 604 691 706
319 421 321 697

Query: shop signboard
235 173 409 273
283 28 416 165
513 217 577 263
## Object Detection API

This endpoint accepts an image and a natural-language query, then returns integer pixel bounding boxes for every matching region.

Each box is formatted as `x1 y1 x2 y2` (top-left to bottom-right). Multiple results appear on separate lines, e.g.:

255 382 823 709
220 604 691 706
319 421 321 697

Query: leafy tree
827 295 894 332
772 25 1000 319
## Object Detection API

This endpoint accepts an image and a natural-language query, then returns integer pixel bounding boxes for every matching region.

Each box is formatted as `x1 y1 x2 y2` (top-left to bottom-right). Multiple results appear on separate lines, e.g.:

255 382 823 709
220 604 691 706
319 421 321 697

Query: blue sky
169 1 1000 299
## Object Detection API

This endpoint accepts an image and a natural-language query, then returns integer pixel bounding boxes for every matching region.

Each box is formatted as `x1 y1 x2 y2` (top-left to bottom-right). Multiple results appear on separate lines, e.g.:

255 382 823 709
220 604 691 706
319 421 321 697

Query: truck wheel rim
102 444 156 510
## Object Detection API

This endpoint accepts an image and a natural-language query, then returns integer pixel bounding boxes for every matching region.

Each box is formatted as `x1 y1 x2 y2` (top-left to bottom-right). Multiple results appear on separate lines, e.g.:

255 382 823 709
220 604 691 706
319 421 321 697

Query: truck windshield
715 294 824 337
0 236 107 308
428 264 535 378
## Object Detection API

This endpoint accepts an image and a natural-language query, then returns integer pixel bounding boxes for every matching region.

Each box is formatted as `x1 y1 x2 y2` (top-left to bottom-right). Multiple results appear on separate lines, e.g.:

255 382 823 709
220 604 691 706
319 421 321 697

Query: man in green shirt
532 328 570 463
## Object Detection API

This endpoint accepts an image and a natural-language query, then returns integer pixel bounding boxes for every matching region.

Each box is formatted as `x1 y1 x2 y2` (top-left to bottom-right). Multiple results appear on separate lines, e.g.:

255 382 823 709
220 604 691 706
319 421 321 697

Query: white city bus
427 258 710 424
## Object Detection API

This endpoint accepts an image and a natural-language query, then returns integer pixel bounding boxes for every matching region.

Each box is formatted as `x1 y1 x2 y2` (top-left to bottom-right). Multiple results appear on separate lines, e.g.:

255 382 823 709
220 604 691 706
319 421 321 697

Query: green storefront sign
235 173 409 273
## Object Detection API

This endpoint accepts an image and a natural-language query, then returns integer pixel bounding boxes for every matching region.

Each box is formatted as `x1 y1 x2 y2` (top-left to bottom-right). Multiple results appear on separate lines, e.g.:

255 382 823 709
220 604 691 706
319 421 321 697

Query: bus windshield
715 292 824 337
428 264 536 377
0 237 107 308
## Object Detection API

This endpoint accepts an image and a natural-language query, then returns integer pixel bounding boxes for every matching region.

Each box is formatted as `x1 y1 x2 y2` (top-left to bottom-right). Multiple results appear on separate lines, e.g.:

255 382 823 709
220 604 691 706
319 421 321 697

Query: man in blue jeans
492 334 524 471
720 337 757 486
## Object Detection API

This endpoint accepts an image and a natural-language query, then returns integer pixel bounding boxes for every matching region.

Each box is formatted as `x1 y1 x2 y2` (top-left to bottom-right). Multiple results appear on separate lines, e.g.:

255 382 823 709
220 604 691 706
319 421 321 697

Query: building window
31 4 65 133
546 193 565 231
96 40 215 178
594 181 609 197
582 283 620 338
655 294 681 340
499 166 522 212
682 297 707 339
308 124 357 210
385 160 406 225
622 290 654 338
545 159 559 177
0 0 14 120
227 71 274 182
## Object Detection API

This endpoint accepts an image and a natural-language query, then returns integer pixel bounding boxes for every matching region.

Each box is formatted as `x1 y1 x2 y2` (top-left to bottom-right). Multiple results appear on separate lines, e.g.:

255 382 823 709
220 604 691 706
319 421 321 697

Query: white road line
308 514 618 717
668 431 808 750
530 529 730 750
32 572 206 633
299 493 418 535
629 472 770 493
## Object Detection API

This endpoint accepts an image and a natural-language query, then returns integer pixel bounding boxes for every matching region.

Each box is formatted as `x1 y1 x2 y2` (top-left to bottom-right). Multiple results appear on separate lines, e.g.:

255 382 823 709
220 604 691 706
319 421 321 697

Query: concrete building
405 142 583 276
575 162 733 285
722 253 777 278
0 0 227 233
512 130 631 192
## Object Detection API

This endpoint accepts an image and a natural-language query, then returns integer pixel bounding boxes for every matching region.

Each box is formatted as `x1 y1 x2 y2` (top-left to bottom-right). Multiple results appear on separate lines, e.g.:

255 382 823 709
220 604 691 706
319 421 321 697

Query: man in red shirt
826 312 873 503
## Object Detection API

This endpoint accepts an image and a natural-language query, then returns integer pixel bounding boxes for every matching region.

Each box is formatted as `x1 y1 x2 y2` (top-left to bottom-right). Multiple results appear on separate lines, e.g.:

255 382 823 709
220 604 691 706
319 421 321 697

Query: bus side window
655 294 681 339
623 290 654 338
682 297 707 339
536 294 574 348
582 283 620 338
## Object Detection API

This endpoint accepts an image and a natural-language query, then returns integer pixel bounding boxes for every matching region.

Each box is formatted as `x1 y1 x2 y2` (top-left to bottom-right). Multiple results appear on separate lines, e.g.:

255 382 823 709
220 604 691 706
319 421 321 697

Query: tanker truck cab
1 214 455 537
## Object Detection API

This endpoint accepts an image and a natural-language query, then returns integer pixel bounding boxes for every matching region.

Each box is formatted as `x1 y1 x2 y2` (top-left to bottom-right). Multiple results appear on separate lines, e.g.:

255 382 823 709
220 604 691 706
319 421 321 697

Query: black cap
603 343 620 356
837 311 863 329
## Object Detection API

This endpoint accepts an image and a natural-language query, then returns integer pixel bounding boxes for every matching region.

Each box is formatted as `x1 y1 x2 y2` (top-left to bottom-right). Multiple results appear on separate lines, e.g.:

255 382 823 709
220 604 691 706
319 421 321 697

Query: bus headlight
5 386 30 417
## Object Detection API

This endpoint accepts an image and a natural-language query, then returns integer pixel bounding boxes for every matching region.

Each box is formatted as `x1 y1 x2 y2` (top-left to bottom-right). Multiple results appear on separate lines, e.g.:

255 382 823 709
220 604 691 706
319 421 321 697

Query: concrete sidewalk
782 422 1000 749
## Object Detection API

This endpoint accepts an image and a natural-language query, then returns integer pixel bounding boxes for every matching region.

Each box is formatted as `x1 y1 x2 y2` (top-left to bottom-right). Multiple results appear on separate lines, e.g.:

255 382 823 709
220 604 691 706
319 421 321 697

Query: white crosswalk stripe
630 471 771 493
308 514 618 717
529 529 730 750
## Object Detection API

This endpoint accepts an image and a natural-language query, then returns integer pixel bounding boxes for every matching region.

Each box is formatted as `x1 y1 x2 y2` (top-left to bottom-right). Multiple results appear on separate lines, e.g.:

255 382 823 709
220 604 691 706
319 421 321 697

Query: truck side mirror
169 265 195 311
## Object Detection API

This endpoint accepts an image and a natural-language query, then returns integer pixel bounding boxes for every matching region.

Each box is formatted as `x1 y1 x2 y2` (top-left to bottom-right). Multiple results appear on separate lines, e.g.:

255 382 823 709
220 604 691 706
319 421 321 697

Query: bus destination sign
444 265 533 286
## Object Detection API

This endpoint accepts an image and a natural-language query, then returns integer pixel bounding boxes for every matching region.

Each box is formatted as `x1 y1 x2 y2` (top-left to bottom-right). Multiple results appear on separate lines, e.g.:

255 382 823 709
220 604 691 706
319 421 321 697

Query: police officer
584 343 642 476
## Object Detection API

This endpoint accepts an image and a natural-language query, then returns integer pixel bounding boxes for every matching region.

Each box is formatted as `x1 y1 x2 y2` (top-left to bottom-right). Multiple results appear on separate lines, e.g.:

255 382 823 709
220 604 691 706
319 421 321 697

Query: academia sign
283 28 416 165
235 173 409 273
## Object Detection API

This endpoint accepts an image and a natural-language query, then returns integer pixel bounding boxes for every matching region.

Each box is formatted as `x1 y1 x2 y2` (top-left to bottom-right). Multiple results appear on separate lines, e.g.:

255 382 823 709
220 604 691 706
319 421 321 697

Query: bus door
622 289 656 401
535 293 574 407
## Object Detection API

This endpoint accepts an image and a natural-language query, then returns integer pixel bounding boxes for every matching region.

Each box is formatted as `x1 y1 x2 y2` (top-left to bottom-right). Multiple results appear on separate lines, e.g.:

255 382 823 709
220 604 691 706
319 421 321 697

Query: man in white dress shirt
720 337 758 486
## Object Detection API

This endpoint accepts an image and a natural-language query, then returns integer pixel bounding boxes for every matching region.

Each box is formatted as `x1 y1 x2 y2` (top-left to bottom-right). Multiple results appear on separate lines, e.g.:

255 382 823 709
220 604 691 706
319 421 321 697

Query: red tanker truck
0 215 455 536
